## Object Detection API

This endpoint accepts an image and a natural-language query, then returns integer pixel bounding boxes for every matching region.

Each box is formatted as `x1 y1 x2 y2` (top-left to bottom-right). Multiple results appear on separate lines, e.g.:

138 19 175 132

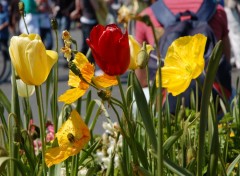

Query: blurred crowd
0 0 239 68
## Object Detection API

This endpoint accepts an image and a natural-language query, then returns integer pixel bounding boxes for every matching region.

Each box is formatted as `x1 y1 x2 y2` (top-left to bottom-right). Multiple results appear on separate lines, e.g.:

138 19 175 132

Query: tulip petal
92 74 118 88
128 35 141 70
58 88 86 104
46 50 58 68
89 25 105 48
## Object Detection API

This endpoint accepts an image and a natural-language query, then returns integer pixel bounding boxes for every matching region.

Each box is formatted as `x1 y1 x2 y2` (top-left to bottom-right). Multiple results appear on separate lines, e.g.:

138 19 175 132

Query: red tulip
86 24 130 76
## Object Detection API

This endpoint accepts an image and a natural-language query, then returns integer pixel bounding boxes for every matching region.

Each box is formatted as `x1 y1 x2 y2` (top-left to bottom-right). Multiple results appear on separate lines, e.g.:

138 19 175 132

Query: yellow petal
128 35 141 70
58 88 86 104
156 34 206 96
81 62 94 84
56 110 90 148
74 52 89 69
165 34 206 75
156 67 191 96
68 71 81 88
146 44 154 54
92 74 118 88
45 147 68 167
46 50 58 68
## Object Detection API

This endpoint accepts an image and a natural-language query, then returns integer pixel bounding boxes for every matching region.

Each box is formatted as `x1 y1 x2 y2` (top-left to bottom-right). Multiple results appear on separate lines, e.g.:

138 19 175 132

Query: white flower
16 79 35 97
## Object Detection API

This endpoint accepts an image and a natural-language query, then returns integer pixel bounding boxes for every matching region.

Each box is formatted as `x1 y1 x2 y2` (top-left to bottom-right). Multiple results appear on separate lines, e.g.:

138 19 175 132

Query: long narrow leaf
227 154 240 176
0 157 28 176
132 73 157 152
0 89 11 113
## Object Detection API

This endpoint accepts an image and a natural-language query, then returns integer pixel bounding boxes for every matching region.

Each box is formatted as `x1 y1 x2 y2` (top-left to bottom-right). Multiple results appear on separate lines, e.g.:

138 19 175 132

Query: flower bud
18 2 24 15
97 90 111 102
62 30 71 41
68 61 81 76
61 46 72 61
51 18 58 30
187 147 196 164
137 15 152 26
137 42 149 69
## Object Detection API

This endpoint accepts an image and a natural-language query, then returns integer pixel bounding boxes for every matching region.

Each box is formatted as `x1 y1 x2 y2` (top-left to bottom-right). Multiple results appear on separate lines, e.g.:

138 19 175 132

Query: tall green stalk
35 86 46 175
52 24 59 132
149 18 164 176
197 41 223 176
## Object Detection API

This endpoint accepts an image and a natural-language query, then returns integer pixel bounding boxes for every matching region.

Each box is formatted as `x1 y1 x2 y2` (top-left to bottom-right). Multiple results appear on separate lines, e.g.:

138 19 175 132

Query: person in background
9 0 21 35
19 0 40 34
70 0 100 63
135 0 231 88
52 0 75 33
224 0 240 68
36 0 53 50
0 2 9 62
0 0 8 13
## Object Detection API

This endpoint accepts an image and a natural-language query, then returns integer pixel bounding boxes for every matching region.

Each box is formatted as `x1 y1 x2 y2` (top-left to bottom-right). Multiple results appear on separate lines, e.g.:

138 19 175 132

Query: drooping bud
62 30 71 41
137 42 149 69
51 18 58 31
136 15 152 26
18 2 24 15
187 147 196 164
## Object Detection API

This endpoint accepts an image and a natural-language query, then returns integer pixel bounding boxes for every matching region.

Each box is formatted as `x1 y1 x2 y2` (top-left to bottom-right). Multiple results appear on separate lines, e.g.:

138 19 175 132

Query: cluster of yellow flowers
8 26 207 168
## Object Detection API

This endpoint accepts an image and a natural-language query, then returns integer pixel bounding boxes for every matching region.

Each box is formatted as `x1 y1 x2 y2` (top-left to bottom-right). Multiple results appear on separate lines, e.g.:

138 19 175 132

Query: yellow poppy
128 35 153 70
45 110 90 167
9 34 58 85
59 52 118 104
156 34 207 96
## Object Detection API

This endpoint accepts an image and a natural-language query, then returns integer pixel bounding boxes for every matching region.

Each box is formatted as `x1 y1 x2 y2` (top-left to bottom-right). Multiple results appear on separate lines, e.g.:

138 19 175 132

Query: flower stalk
35 86 46 175
197 41 223 176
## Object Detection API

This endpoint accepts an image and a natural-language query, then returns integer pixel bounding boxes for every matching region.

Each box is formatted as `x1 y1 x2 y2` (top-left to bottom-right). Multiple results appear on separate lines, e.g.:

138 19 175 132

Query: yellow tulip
156 34 207 96
128 35 153 70
45 110 90 167
9 33 58 85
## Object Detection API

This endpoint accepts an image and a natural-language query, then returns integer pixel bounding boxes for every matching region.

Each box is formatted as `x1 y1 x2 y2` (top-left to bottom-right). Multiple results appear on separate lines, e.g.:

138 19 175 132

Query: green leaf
227 154 240 176
164 157 194 176
163 130 183 153
0 89 11 114
197 41 223 176
132 73 157 152
135 140 149 169
79 139 101 165
0 157 28 176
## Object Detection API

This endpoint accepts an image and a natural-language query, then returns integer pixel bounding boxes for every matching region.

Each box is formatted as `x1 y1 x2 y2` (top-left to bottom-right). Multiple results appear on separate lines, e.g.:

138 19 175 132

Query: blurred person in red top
135 0 231 88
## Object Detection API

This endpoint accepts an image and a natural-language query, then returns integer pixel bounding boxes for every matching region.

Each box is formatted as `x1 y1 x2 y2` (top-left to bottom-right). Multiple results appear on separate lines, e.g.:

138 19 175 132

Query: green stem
35 86 46 175
53 28 59 132
21 14 29 34
116 76 139 166
150 19 164 176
